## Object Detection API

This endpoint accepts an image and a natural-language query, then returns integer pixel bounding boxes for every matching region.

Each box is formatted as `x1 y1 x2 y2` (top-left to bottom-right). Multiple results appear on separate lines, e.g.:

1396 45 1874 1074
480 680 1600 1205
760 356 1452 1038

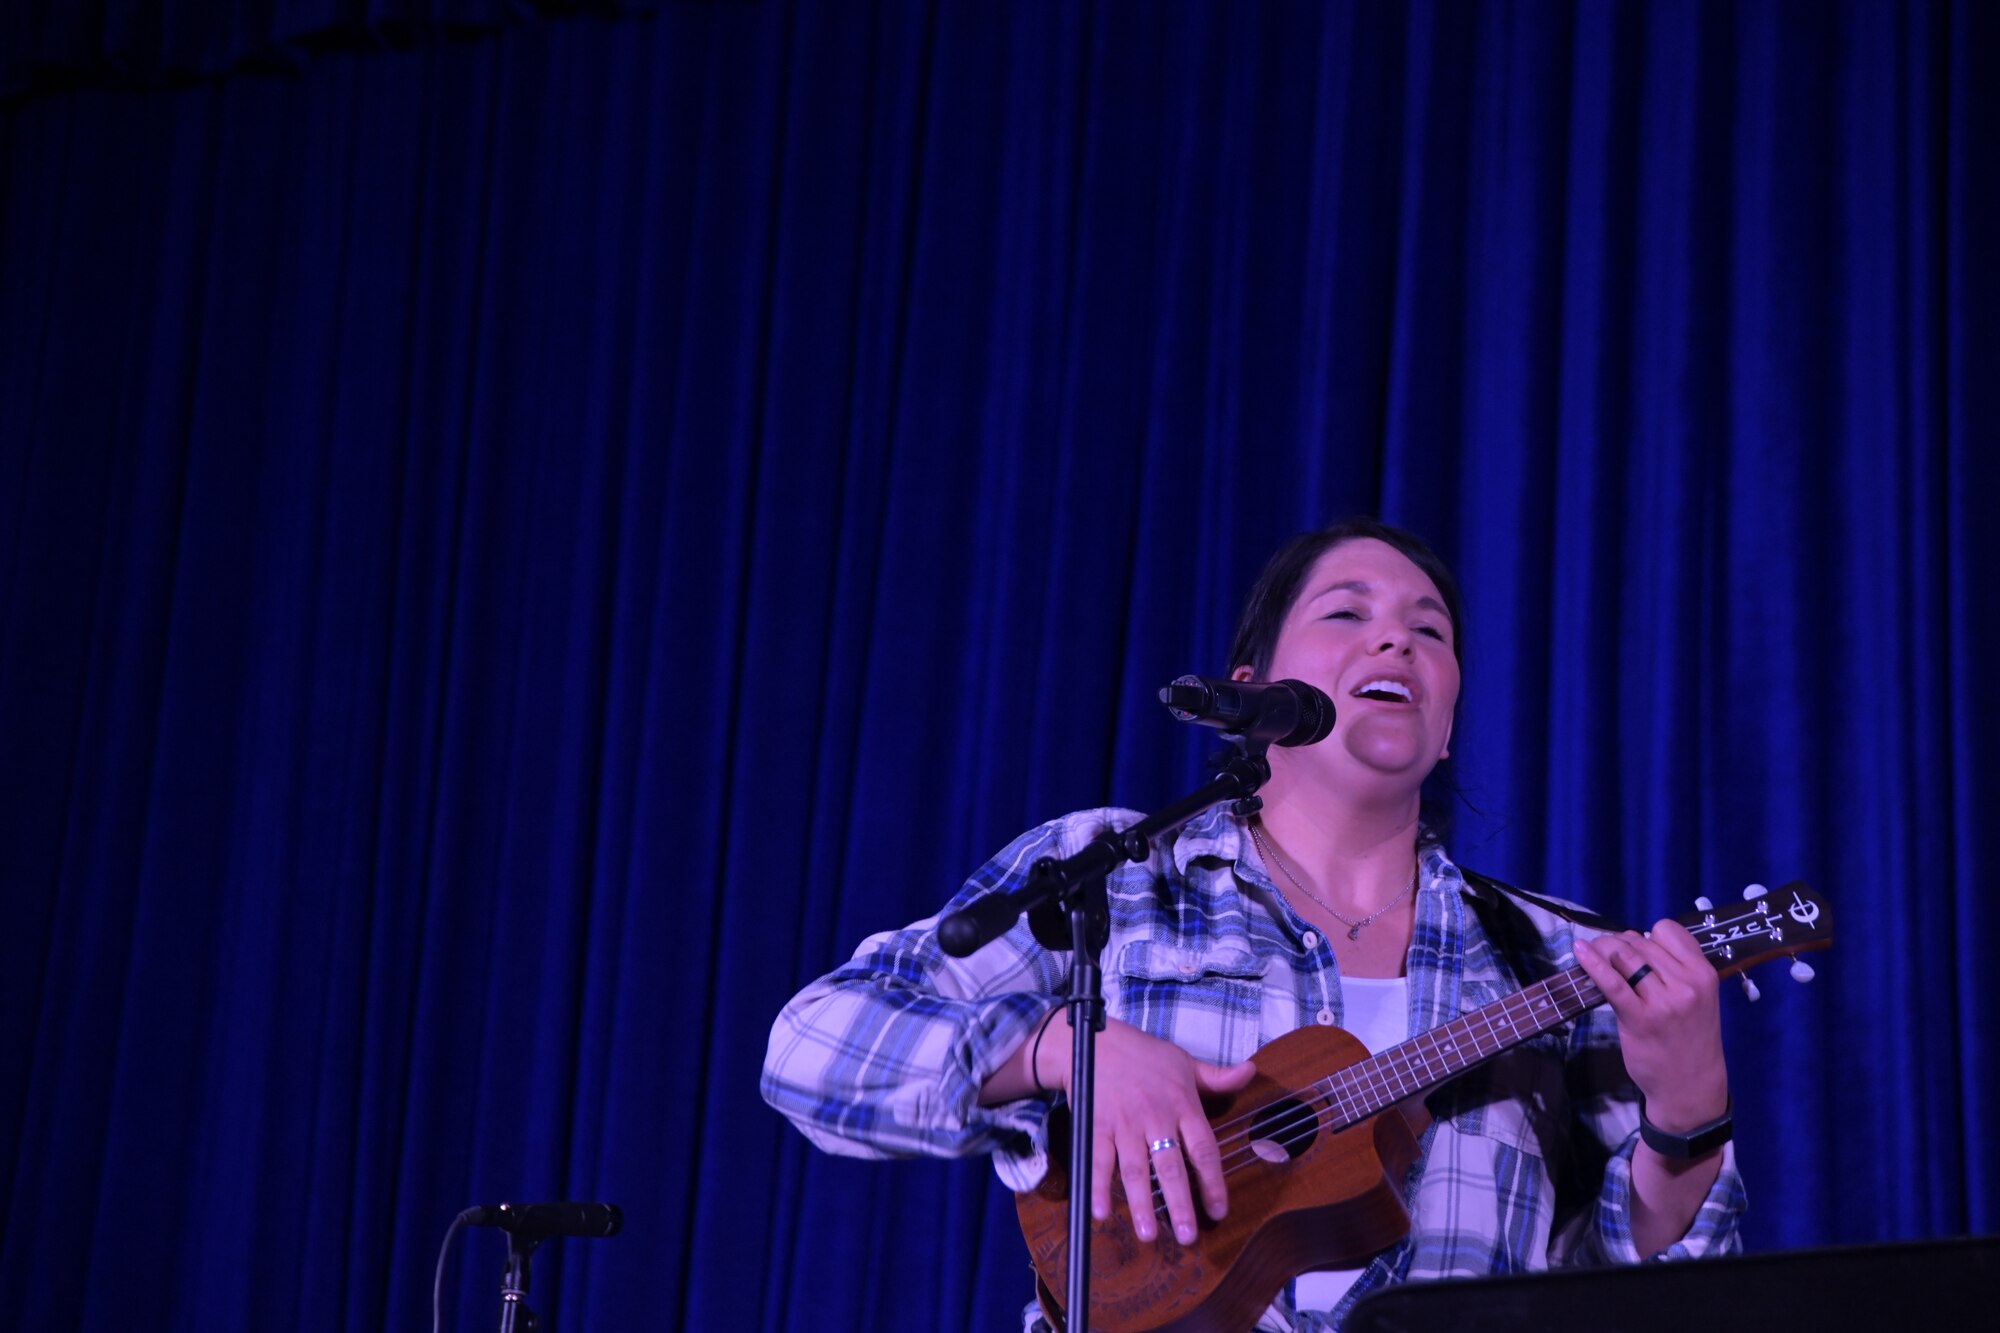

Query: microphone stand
939 742 1274 1333
497 1231 540 1333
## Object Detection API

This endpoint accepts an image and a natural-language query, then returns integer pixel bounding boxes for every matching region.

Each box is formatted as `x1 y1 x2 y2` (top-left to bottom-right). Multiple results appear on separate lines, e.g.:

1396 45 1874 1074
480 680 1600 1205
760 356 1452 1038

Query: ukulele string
1206 967 1591 1150
1160 904 1768 1188
1160 976 1592 1216
1137 967 1615 1220
1130 920 1785 1222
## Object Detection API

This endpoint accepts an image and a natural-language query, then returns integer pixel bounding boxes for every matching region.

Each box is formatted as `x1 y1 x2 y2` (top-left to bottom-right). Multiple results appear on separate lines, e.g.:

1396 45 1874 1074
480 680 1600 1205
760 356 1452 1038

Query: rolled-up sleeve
761 819 1098 1172
1557 1003 1747 1265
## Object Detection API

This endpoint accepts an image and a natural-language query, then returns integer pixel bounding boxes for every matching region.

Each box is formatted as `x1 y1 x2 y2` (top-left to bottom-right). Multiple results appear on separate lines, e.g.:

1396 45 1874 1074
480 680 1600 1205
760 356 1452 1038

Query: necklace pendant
1347 925 1363 941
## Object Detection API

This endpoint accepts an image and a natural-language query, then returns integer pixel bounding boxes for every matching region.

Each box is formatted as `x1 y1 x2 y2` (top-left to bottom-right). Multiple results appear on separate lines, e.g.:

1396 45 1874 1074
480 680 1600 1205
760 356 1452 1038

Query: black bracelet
1638 1095 1734 1159
1030 1008 1062 1097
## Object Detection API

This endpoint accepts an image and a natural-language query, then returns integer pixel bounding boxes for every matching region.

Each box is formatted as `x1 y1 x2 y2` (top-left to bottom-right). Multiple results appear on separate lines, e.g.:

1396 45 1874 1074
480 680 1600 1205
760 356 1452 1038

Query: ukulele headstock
1674 881 1830 998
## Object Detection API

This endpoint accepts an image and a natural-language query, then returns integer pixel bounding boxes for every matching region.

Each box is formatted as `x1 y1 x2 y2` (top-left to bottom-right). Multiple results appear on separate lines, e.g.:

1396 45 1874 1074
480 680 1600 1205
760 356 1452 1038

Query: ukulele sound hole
1248 1097 1317 1164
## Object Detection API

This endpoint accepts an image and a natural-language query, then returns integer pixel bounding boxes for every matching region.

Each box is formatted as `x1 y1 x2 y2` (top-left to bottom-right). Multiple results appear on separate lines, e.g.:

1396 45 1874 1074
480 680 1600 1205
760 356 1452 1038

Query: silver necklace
1249 823 1416 940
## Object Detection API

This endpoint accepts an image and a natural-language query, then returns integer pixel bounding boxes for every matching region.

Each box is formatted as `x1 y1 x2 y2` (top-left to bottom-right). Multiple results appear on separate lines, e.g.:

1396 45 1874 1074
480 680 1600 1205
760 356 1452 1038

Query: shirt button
1316 1008 1335 1025
1301 931 1320 949
1178 955 1199 975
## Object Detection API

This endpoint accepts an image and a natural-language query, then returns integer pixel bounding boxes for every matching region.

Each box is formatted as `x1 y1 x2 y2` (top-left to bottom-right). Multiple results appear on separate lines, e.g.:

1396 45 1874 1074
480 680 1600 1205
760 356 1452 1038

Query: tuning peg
1743 883 1769 900
1739 975 1762 1002
1695 896 1715 911
1789 959 1815 983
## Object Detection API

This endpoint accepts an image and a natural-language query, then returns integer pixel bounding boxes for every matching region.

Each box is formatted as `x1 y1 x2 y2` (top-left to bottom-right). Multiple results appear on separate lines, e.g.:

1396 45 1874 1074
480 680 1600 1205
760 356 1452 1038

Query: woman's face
1236 537 1460 787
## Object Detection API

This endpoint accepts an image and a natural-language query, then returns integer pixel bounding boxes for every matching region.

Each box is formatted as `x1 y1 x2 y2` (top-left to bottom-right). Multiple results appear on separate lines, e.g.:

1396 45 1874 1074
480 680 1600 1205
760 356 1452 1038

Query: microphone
462 1202 623 1240
1158 676 1335 747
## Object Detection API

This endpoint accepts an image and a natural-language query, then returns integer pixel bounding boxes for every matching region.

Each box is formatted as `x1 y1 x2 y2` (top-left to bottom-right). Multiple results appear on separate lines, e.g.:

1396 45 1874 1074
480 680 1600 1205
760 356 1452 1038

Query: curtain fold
2 3 1995 1330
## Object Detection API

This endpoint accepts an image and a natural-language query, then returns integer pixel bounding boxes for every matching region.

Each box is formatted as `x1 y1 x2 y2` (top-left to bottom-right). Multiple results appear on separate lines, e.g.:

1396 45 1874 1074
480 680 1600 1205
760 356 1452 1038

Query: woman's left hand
1573 921 1729 1133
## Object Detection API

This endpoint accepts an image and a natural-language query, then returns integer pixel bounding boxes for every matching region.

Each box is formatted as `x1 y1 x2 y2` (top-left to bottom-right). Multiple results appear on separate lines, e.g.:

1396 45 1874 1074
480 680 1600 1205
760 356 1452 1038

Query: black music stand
1345 1234 1997 1333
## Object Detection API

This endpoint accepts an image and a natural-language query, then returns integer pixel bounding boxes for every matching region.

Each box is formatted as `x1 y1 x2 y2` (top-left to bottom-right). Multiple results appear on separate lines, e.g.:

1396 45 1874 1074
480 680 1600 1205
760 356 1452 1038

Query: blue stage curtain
1 3 1994 1330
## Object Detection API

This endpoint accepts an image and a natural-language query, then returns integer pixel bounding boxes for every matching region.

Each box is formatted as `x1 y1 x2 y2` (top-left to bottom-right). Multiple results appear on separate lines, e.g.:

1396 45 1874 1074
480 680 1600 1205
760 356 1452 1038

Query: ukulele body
1017 1024 1426 1333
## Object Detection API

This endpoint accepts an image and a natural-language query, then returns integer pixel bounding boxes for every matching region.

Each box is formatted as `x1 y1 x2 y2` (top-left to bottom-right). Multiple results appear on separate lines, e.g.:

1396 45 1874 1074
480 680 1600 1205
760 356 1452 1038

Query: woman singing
763 517 1742 1331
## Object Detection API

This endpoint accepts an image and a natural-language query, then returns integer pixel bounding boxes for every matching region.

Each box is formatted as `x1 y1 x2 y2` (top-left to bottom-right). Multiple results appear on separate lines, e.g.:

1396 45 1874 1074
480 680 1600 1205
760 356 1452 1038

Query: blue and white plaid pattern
762 805 1744 1331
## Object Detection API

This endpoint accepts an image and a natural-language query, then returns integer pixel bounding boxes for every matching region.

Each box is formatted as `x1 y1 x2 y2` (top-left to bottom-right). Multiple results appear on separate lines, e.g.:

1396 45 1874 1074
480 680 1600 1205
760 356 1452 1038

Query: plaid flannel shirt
762 805 1745 1331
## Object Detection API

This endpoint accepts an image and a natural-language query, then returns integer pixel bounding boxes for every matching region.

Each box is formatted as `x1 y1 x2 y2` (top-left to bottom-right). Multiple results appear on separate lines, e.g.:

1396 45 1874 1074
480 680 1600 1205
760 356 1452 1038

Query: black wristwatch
1638 1096 1733 1158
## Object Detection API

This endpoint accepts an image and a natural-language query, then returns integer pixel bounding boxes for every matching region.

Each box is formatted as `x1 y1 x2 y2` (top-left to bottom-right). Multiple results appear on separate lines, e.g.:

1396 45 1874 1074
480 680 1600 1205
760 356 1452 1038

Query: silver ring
1625 963 1654 988
1147 1137 1178 1154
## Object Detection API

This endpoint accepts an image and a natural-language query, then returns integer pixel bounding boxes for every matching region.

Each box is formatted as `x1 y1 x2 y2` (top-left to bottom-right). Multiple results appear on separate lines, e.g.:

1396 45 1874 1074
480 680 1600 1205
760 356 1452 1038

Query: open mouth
1352 678 1414 704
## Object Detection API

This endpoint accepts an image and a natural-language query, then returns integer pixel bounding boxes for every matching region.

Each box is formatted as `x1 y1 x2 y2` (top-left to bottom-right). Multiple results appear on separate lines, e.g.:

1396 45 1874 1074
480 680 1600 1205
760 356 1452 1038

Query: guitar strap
1456 867 1636 936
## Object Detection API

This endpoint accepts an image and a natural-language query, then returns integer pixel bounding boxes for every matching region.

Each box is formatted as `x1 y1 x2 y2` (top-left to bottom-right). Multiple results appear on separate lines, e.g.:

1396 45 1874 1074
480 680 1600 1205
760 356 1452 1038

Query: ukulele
1016 882 1832 1333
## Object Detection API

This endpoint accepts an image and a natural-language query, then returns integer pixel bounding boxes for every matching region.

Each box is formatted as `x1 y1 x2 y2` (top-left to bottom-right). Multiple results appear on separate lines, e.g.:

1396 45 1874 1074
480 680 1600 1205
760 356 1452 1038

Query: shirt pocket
1425 981 1575 1164
1109 940 1268 1066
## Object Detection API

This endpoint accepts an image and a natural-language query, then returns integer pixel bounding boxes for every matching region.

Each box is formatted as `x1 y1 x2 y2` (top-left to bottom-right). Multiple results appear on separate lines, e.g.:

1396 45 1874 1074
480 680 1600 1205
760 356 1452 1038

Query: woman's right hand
1043 1014 1257 1246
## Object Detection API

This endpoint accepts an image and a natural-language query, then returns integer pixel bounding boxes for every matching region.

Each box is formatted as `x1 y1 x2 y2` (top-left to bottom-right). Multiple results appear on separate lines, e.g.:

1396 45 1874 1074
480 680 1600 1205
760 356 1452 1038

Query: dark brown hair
1226 517 1464 678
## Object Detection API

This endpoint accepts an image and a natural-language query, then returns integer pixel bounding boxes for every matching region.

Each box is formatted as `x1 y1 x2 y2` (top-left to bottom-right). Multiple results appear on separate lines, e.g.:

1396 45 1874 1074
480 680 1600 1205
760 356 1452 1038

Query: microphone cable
433 1208 474 1333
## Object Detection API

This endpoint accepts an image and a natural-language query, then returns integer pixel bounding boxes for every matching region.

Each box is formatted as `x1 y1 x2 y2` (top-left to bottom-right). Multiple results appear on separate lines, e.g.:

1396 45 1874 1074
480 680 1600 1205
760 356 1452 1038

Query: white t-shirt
1290 974 1411 1319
